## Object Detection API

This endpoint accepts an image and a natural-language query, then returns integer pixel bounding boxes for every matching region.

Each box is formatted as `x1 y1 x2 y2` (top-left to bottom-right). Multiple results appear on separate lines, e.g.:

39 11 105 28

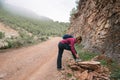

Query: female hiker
57 35 82 70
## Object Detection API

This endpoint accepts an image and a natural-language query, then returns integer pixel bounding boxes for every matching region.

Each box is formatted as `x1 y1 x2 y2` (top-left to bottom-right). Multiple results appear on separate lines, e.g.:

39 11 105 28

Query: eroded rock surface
68 0 120 62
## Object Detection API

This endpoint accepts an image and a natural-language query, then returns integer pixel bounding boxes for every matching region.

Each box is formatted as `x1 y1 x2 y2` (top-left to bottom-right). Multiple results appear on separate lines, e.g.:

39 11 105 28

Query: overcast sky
5 0 77 22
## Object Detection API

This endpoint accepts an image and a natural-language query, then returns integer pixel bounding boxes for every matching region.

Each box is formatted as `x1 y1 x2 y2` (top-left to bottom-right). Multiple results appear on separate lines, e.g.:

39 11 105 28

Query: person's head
76 36 82 44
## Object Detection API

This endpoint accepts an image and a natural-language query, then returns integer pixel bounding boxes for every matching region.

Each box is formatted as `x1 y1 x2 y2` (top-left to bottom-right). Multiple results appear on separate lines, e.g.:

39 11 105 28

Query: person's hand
76 54 79 59
75 54 82 62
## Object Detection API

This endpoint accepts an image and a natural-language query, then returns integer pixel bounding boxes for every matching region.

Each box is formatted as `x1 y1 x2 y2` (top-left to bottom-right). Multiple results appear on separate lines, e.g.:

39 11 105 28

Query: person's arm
69 40 78 58
75 54 79 58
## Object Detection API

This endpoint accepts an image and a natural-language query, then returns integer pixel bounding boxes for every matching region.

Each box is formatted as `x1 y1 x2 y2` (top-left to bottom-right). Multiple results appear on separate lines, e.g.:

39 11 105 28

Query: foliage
67 73 72 78
0 7 69 49
70 0 79 16
99 60 107 66
70 8 77 16
109 61 120 80
0 8 69 37
0 31 5 39
75 44 97 60
5 33 35 48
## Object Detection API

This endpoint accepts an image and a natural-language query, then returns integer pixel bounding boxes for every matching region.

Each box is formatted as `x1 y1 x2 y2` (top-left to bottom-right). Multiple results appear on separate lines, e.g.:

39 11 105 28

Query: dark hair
76 36 82 41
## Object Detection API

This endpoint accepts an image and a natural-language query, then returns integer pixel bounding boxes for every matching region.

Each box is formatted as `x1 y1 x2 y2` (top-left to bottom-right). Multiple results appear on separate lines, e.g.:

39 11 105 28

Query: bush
110 62 120 80
4 32 35 48
0 31 5 39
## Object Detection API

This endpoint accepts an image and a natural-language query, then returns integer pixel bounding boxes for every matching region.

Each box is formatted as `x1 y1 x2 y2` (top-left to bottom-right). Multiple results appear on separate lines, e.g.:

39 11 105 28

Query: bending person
57 36 82 70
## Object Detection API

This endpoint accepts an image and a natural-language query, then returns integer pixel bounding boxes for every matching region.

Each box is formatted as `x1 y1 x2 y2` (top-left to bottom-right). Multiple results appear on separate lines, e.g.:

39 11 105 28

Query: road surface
0 37 70 80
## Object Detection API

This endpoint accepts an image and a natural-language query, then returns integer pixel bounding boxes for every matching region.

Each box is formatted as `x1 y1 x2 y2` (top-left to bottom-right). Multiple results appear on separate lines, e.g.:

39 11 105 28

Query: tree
70 0 79 16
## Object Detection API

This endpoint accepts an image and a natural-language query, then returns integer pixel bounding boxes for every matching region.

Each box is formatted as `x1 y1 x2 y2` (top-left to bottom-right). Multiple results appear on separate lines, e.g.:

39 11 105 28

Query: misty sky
5 0 77 22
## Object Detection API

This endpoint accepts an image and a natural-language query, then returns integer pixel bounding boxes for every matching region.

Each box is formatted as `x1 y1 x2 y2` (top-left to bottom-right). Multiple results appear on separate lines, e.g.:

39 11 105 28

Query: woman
57 36 82 70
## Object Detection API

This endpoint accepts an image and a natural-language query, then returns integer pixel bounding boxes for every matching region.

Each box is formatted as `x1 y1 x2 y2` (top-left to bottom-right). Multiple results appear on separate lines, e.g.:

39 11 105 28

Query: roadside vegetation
75 44 120 80
0 31 5 39
0 7 69 49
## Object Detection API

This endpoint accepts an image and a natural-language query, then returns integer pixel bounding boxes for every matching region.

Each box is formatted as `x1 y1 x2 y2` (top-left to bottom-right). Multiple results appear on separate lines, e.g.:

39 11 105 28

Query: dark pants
57 42 76 69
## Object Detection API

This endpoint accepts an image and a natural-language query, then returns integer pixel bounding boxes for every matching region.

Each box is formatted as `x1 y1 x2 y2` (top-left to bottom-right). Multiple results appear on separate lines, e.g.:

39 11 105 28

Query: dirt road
0 37 69 80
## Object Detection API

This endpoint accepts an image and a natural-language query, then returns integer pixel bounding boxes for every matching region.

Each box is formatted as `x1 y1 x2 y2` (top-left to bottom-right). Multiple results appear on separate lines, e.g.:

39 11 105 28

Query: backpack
62 34 73 39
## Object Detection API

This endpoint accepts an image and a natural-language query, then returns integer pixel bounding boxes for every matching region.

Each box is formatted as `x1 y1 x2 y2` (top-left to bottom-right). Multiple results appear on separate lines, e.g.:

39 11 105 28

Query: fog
3 0 77 22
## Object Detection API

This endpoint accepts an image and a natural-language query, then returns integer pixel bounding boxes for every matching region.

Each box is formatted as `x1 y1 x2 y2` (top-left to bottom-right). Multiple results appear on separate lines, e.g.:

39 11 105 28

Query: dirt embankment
0 23 19 37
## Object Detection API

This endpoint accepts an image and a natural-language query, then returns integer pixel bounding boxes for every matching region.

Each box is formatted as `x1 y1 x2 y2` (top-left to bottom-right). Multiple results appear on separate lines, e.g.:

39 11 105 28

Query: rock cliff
67 0 120 62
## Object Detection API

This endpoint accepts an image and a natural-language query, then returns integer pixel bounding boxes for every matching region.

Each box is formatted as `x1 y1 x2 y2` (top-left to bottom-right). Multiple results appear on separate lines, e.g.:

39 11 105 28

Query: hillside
67 0 120 63
0 3 69 49
2 3 52 21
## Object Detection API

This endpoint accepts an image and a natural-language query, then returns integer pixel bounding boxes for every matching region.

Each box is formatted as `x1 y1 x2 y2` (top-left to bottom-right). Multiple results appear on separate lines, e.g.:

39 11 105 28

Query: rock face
67 0 120 62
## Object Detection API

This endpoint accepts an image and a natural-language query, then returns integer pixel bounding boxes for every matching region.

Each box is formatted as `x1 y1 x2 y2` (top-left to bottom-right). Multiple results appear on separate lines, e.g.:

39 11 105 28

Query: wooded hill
0 5 69 49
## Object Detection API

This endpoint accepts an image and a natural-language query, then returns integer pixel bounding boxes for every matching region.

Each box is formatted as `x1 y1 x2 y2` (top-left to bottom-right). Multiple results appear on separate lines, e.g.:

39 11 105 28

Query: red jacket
60 38 77 55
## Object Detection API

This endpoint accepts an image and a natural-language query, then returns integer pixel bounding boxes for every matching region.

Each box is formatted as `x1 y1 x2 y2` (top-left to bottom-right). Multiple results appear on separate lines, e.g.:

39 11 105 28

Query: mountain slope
3 3 52 21
0 2 69 49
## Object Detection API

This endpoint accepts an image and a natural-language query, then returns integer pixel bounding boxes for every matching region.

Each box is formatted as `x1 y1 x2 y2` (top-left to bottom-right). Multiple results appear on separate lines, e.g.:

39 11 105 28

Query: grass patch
109 61 120 80
67 73 72 78
75 44 97 61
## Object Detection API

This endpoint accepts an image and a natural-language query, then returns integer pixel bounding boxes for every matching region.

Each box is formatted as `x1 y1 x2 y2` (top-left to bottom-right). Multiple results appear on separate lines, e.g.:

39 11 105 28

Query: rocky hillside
0 23 19 38
67 0 120 62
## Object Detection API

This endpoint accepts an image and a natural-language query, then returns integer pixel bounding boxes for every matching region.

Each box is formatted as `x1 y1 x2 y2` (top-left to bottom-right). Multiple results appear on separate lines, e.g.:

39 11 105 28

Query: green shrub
67 73 72 78
5 33 35 48
99 60 107 66
75 44 97 60
110 62 120 80
0 31 5 39
39 36 48 41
